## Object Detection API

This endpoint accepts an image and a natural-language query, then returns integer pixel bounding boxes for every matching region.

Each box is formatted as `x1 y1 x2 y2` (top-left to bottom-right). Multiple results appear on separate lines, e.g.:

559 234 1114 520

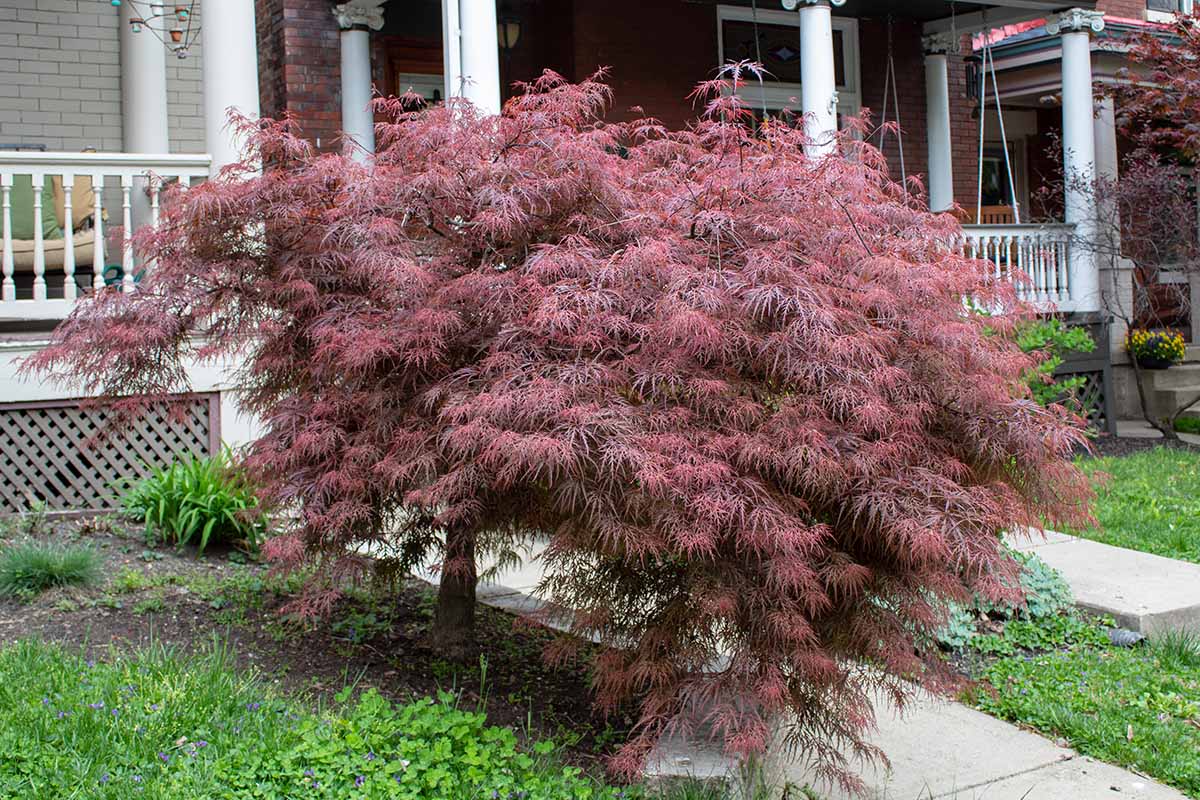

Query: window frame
1147 0 1195 23
715 4 861 120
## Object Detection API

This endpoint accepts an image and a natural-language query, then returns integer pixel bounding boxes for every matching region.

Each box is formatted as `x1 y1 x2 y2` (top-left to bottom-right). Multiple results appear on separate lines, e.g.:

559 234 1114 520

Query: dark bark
428 525 477 661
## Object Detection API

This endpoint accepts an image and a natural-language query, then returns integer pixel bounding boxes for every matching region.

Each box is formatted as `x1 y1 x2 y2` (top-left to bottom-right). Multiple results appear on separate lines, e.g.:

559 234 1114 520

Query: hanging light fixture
108 0 200 59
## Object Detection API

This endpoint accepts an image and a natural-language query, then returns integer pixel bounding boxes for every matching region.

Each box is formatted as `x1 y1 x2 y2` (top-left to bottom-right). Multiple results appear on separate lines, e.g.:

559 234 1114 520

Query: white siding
0 0 206 154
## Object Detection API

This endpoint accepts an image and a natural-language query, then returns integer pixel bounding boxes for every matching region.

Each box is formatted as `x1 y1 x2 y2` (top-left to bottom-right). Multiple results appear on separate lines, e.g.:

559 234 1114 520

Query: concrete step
1149 386 1200 422
1143 362 1200 390
1007 530 1200 635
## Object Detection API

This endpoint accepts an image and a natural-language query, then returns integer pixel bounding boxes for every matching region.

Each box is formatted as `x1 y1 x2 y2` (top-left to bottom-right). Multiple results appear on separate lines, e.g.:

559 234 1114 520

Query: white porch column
334 2 385 160
1048 9 1105 312
119 4 170 236
923 33 957 213
201 0 262 172
119 4 169 154
441 0 501 115
792 0 843 157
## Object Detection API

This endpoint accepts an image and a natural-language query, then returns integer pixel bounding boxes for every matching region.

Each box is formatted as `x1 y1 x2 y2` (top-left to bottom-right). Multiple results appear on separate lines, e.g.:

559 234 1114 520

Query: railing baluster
150 174 161 228
1029 235 1043 303
1060 238 1071 301
92 173 105 292
121 174 134 292
62 172 76 302
32 173 46 301
1 175 12 303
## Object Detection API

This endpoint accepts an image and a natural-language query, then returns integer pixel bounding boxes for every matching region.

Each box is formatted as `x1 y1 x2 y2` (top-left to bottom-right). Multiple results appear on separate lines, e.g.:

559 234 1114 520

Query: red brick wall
1099 0 1147 20
948 47 981 211
570 0 718 128
254 0 342 152
256 0 286 122
859 19 929 190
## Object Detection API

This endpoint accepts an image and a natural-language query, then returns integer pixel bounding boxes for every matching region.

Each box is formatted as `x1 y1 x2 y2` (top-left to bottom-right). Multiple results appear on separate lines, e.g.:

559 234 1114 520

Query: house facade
0 0 1177 512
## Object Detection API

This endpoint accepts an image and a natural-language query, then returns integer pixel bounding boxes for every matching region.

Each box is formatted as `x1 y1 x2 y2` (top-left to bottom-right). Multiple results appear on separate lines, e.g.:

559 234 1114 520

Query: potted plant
1126 328 1186 370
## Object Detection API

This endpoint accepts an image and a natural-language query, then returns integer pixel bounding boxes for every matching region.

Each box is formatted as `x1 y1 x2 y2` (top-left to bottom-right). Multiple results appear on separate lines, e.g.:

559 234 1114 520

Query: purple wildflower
88 701 104 710
98 773 110 784
355 775 365 787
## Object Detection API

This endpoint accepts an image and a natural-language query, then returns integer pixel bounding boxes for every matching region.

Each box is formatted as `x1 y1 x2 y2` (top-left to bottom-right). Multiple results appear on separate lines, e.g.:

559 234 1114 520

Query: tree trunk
428 526 477 661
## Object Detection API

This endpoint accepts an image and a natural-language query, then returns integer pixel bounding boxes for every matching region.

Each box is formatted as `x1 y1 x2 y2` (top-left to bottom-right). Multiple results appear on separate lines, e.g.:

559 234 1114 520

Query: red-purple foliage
1116 13 1200 159
25 70 1092 792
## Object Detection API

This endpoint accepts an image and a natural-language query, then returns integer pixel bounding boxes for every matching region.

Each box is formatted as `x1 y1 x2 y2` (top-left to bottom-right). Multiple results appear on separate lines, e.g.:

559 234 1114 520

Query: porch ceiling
709 0 1095 24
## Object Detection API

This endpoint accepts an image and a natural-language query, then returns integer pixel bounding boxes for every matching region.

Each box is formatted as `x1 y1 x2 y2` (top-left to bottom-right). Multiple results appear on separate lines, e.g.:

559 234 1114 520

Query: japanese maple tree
1116 11 1200 160
26 69 1092 791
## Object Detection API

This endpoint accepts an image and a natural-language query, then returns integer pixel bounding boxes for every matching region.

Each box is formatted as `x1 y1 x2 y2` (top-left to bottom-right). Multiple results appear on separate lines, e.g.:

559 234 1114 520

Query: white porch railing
961 223 1079 312
0 151 210 321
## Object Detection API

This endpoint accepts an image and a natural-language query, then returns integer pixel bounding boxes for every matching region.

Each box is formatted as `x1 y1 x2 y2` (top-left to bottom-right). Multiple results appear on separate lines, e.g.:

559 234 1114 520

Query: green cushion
9 175 62 241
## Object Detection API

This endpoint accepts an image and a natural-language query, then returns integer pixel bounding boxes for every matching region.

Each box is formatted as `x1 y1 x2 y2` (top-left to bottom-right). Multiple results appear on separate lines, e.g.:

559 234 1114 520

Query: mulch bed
0 517 633 771
1083 431 1197 459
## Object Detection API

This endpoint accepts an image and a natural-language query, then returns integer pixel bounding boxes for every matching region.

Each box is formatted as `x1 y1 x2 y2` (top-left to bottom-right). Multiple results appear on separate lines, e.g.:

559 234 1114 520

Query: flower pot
1135 355 1175 370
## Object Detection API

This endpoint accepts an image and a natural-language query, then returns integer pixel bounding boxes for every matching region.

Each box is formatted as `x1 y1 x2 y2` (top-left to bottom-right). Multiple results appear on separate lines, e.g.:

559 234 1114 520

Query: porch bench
5 173 102 273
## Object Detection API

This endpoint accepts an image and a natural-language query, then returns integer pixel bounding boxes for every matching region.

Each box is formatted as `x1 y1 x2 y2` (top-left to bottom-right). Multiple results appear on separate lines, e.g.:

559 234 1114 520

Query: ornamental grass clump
0 541 101 598
25 66 1093 792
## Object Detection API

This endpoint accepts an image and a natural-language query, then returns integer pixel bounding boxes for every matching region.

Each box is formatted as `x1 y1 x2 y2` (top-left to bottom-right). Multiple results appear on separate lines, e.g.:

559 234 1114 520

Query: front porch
0 0 1107 324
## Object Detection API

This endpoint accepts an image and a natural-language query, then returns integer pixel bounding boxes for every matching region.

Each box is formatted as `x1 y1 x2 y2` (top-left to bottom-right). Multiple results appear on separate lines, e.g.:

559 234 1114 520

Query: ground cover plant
1072 447 1200 563
937 550 1200 797
25 68 1094 790
0 540 100 598
0 516 638 777
0 639 624 799
120 450 268 554
970 628 1200 797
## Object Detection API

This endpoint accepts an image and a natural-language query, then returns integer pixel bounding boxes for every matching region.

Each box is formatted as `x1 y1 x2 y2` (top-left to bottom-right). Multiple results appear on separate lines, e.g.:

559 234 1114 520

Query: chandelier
107 1 200 59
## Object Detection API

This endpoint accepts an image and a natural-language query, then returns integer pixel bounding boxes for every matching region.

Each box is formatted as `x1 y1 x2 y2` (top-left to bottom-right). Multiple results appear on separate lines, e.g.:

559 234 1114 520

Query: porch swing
878 16 908 187
973 26 1022 225
877 10 1020 223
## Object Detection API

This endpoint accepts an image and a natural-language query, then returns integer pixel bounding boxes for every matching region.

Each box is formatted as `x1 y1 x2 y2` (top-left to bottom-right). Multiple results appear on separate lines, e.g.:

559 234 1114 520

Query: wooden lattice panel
0 395 219 513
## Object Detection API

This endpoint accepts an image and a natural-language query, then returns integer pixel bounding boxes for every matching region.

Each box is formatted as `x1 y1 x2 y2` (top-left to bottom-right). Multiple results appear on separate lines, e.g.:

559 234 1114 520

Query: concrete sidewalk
648 690 1188 799
433 557 1190 800
1008 530 1200 635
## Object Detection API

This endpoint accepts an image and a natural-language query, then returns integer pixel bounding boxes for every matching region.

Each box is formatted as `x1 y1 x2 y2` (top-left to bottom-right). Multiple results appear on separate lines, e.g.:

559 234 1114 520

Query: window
1147 0 1194 22
715 5 861 122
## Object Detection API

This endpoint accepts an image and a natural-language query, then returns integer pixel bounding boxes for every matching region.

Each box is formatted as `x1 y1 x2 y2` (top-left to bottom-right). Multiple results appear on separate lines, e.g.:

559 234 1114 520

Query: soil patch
0 517 631 771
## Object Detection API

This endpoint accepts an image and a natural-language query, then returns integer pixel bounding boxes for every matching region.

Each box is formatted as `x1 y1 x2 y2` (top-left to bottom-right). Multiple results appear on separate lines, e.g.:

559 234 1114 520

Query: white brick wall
0 0 206 154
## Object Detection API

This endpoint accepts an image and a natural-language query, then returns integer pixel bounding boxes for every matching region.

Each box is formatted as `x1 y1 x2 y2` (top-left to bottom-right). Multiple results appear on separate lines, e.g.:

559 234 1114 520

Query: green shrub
1016 319 1095 409
1174 416 1200 435
0 541 100 598
935 549 1073 650
0 640 622 799
120 451 268 554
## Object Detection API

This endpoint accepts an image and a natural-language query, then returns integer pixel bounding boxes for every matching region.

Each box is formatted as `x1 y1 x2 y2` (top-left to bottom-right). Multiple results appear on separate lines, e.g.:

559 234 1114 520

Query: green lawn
0 640 622 800
972 628 1200 797
1073 447 1200 562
